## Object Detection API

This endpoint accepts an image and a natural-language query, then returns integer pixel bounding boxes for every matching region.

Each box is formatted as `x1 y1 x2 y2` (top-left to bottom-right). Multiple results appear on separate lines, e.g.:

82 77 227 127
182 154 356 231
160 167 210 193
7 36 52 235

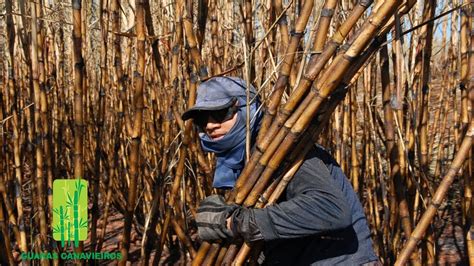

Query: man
182 77 379 265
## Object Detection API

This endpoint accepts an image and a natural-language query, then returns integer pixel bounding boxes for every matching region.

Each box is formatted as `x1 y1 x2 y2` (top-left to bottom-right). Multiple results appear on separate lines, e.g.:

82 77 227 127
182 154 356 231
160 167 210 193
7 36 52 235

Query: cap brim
181 98 236 121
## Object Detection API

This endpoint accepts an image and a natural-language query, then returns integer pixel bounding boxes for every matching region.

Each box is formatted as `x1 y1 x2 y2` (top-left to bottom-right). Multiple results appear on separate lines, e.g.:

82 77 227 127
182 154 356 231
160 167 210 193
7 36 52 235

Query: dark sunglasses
193 101 238 130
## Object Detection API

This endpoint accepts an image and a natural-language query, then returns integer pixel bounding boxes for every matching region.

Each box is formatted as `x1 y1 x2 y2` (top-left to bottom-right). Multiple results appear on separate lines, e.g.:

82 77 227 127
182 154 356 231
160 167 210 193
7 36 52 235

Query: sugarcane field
1 0 474 264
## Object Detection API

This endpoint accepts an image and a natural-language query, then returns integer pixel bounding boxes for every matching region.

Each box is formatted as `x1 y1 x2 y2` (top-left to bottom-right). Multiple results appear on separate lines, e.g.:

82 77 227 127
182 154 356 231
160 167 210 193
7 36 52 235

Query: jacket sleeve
251 154 352 241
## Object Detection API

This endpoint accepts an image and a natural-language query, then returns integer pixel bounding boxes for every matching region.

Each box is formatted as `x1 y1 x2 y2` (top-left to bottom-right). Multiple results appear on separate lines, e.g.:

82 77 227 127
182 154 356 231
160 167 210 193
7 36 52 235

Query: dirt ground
435 176 467 265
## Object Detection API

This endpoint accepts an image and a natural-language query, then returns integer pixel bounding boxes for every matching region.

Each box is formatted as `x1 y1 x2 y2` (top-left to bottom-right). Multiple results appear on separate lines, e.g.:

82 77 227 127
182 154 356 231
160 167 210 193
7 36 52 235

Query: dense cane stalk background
0 0 473 264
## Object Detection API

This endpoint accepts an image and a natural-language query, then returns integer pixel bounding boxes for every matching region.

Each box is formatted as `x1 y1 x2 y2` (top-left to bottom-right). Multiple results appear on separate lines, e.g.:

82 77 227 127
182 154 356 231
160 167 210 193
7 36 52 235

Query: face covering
199 96 262 189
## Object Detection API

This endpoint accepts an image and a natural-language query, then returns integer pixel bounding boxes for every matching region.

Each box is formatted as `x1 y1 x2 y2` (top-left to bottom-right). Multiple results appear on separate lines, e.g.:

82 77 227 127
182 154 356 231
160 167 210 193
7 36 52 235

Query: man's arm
234 154 352 242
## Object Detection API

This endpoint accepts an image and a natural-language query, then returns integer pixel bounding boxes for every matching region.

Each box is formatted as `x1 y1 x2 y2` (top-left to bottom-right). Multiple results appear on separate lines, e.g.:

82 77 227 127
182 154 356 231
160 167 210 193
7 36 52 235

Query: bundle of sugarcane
192 0 417 264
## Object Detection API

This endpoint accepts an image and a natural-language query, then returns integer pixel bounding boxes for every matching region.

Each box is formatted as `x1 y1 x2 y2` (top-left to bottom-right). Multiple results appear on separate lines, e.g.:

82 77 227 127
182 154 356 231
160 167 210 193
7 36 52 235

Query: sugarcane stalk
0 178 21 248
0 122 22 259
428 83 447 159
90 0 108 252
214 243 230 265
5 0 28 253
30 0 50 257
194 0 208 47
433 87 451 178
468 228 474 265
312 0 338 55
144 0 167 84
395 121 474 265
274 0 289 59
119 0 147 262
33 0 54 223
71 0 86 258
192 241 212 266
466 2 474 262
350 86 360 194
364 63 377 240
418 5 436 260
210 0 222 75
141 178 164 264
341 89 350 174
55 26 66 181
461 1 471 141
155 0 186 262
379 34 397 261
417 0 436 182
164 1 208 260
452 3 462 154
0 196 15 265
177 0 235 262
97 158 117 252
221 0 233 69
160 109 172 175
183 1 207 79
428 13 449 158
256 0 314 141
11 106 28 252
242 0 255 82
72 0 85 178
389 12 419 263
96 0 123 253
461 0 472 220
171 218 197 259
366 77 387 256
160 72 200 266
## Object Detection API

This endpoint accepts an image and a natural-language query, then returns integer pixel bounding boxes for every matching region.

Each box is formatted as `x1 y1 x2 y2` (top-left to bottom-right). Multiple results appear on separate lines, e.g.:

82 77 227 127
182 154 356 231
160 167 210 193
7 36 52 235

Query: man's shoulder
296 144 347 185
293 144 336 180
303 144 339 169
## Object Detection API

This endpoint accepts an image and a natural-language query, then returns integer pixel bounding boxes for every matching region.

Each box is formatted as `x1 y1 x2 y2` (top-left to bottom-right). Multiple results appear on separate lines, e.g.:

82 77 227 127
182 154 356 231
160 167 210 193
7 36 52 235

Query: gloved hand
230 207 264 242
196 195 238 241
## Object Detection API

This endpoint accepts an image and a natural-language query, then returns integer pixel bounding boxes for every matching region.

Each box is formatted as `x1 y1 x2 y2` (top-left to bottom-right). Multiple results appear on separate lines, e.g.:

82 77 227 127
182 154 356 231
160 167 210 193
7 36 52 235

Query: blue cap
182 76 256 120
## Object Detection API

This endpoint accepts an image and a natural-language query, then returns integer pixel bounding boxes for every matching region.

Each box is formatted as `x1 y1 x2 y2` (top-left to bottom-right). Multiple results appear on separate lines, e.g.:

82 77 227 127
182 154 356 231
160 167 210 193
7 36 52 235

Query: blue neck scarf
199 97 262 188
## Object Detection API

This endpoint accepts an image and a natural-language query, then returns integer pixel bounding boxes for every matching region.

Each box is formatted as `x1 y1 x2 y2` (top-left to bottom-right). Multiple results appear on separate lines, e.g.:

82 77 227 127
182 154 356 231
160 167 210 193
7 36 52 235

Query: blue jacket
251 145 378 265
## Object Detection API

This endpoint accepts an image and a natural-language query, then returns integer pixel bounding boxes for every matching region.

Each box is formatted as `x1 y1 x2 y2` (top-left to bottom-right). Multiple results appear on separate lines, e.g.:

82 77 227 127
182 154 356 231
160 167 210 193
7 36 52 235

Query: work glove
196 195 238 241
230 207 264 242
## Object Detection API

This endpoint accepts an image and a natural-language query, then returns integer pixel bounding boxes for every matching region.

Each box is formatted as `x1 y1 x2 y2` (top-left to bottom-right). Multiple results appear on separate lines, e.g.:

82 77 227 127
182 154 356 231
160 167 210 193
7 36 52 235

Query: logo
52 179 88 248
21 179 122 261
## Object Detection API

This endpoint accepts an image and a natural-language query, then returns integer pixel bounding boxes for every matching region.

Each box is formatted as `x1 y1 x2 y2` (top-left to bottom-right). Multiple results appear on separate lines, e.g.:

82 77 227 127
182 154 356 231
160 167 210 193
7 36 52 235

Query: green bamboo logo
52 179 88 248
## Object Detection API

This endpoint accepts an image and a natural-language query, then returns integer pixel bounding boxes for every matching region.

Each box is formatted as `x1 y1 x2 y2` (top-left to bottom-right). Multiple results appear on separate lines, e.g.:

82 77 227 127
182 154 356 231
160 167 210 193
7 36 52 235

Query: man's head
182 77 257 140
183 77 262 188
